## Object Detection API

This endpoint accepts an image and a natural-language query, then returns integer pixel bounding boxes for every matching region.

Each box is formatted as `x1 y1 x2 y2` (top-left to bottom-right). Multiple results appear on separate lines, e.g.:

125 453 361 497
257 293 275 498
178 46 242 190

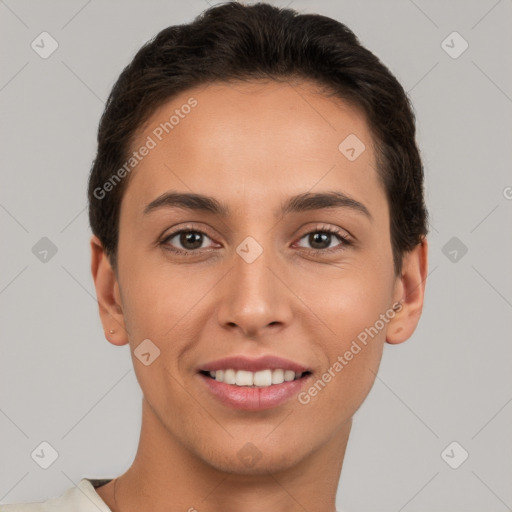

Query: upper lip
198 355 310 373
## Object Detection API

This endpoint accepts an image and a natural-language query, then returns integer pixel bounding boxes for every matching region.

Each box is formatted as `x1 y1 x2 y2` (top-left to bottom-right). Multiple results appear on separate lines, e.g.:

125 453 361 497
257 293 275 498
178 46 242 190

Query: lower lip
199 373 311 411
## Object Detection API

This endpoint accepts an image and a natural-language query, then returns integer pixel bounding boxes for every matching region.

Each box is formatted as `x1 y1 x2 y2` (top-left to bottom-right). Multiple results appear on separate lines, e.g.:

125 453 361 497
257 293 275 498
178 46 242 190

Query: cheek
118 256 192 332
300 256 394 341
297 263 394 415
118 266 197 413
118 259 219 371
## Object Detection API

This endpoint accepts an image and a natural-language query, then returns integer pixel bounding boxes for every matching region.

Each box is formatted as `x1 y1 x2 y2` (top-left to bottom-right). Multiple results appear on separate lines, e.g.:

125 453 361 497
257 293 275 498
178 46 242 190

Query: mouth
196 355 313 410
199 368 311 387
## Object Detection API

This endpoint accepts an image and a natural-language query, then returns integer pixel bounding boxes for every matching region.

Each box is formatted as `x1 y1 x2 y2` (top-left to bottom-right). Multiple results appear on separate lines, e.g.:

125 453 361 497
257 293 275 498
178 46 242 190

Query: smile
200 368 310 387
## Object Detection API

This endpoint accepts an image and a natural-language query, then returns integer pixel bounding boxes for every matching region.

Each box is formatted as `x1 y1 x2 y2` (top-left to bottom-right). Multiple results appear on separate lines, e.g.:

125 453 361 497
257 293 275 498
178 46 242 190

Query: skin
91 79 428 512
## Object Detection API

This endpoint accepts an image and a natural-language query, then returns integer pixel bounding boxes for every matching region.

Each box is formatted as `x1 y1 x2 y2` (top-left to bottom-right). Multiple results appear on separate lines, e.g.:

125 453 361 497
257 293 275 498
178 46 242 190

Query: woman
3 2 428 511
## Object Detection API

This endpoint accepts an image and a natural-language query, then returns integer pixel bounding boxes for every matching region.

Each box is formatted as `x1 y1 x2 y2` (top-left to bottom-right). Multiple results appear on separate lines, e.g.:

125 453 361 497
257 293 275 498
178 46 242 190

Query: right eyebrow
143 191 229 216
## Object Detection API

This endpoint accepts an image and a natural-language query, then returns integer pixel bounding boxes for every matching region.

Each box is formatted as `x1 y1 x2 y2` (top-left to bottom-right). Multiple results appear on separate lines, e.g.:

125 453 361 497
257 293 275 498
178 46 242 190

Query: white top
1 479 348 512
0 479 113 512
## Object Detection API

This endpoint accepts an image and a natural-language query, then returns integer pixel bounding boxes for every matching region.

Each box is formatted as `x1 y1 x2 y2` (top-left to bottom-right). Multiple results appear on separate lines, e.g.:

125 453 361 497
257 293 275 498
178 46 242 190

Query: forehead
123 79 384 217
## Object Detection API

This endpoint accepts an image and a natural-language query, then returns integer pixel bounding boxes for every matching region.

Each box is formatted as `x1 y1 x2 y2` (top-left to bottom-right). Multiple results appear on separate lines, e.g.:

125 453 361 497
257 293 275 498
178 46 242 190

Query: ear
386 237 428 344
90 235 129 346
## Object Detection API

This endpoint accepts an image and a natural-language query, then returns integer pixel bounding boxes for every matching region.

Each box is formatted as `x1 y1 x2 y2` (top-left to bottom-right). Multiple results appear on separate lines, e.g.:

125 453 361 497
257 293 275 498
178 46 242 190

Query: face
92 79 427 475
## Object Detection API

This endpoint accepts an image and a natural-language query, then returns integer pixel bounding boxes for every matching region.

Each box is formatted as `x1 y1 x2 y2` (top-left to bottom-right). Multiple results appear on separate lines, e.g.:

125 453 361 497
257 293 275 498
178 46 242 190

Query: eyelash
160 224 352 257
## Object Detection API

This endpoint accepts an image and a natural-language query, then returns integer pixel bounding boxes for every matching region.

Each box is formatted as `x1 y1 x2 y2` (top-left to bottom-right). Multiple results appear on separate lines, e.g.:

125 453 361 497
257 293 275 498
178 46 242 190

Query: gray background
1 1 511 511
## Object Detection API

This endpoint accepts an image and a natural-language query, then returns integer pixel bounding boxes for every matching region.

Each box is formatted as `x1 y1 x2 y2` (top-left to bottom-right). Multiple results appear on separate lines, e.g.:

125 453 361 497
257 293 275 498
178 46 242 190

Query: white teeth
235 370 253 386
223 369 236 384
271 369 284 385
253 369 272 387
207 368 305 387
284 370 295 382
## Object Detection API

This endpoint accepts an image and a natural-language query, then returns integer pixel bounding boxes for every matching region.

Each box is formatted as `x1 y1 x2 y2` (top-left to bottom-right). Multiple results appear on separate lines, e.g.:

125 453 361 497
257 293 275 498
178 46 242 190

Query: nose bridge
217 234 292 336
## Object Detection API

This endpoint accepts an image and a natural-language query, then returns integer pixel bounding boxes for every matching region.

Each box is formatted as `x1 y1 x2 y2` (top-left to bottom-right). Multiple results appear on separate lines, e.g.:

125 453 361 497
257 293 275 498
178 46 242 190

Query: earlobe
90 235 129 346
386 237 428 345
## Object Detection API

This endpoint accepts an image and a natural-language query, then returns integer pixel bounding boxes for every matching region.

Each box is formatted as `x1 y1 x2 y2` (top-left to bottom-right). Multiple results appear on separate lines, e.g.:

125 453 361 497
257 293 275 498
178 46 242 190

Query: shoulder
0 478 113 512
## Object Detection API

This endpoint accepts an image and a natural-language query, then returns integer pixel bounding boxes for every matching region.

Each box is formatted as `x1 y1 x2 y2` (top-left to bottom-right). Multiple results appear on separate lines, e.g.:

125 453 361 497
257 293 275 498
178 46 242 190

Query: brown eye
308 232 334 250
162 230 213 253
296 228 351 252
179 231 204 250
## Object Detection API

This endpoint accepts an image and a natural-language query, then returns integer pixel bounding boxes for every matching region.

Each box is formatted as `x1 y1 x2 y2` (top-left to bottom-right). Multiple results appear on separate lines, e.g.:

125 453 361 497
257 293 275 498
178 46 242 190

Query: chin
208 452 303 476
194 436 313 476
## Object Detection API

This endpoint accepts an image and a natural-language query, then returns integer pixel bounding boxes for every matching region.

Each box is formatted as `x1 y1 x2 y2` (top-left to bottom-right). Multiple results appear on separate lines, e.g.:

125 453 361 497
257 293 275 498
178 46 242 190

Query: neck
105 398 351 512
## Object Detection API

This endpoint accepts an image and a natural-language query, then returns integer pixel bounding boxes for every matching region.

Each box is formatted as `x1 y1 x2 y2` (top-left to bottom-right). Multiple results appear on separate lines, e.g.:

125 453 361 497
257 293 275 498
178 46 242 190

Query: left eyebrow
143 190 372 221
278 191 372 221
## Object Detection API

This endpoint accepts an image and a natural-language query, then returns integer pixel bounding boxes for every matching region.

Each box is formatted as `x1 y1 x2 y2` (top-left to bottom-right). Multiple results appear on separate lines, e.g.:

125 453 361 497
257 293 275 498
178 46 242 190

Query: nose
216 245 293 339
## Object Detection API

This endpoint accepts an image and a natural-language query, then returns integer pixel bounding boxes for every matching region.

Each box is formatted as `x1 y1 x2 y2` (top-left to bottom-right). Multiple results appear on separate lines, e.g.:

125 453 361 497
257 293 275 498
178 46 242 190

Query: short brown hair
88 1 428 274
